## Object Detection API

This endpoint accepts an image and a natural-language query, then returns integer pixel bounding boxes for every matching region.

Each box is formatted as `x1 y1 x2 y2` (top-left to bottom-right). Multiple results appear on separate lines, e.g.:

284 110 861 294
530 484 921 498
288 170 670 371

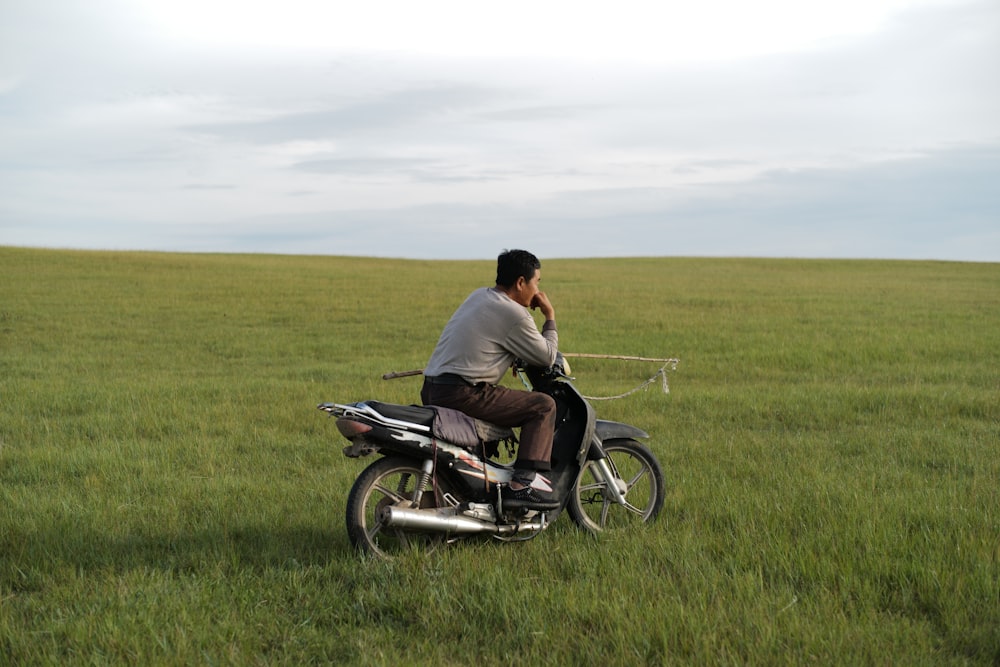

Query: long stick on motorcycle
382 353 679 380
382 354 680 398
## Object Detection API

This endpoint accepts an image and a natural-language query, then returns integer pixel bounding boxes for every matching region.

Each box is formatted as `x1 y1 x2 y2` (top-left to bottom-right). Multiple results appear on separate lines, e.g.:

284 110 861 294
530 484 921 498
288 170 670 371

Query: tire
345 456 445 558
567 439 665 533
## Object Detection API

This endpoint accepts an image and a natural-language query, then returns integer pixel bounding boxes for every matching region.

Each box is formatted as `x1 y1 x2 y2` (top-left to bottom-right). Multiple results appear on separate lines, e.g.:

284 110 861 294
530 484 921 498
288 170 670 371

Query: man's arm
530 291 555 322
508 293 558 367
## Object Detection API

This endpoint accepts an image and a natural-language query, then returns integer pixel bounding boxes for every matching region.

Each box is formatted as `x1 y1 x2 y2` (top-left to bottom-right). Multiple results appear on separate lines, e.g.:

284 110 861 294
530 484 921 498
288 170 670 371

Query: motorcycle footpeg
500 504 546 519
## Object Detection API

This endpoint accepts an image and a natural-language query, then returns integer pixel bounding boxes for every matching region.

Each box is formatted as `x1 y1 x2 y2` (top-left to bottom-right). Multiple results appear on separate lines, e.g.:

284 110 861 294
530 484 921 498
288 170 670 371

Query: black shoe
504 484 560 510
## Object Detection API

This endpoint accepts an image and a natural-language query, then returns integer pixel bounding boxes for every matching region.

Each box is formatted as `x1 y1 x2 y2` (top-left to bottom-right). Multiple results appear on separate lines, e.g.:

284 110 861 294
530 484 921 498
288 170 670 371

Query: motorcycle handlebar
513 353 574 384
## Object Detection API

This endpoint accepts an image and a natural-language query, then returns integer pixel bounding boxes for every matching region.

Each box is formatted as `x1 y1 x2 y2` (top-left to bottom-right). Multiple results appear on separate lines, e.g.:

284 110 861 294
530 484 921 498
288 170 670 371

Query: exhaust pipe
381 506 498 534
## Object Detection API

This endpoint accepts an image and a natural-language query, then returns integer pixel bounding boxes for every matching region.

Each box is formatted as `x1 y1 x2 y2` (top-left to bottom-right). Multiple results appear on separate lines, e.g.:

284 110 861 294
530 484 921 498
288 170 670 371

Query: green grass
1 247 998 665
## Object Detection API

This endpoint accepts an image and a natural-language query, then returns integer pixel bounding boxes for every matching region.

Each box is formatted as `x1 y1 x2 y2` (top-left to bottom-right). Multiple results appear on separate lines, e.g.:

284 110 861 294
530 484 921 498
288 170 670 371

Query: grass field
1 246 998 665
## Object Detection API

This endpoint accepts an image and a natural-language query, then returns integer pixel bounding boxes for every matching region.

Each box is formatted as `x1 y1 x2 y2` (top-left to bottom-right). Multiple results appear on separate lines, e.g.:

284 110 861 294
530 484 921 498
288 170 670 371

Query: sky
1 0 998 261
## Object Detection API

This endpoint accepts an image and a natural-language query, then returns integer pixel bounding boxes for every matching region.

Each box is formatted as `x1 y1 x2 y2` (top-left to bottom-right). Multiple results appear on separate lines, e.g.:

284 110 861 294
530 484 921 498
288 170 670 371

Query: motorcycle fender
585 420 650 461
595 419 649 442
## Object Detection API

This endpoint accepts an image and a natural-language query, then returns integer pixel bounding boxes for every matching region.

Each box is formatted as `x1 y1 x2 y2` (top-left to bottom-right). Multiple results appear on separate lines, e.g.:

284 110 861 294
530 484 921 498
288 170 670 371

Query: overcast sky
2 0 997 261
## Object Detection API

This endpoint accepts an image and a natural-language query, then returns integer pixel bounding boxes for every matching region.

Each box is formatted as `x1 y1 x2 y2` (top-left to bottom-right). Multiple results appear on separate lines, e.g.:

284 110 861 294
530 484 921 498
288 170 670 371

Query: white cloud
135 0 943 63
0 0 997 260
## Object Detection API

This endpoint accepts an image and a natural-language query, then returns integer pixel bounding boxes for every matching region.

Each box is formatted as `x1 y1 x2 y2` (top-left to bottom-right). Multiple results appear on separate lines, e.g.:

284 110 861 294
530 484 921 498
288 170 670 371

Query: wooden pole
562 353 679 364
382 369 424 380
381 354 678 380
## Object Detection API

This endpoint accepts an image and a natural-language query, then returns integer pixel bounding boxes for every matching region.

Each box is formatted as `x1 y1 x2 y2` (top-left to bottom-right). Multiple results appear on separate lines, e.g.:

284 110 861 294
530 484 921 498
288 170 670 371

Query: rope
570 357 679 401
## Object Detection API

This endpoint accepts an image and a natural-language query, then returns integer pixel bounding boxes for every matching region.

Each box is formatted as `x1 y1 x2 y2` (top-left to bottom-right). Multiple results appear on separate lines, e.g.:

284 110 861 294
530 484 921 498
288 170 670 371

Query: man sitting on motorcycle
421 249 560 510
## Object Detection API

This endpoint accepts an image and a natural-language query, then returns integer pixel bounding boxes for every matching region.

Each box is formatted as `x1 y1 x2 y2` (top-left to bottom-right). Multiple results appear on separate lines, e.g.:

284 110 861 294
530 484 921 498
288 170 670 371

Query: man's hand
530 291 555 320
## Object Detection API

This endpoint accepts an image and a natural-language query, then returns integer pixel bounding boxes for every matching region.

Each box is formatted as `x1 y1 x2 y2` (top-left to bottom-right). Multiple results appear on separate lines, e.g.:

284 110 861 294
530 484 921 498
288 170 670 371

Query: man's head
496 249 543 309
496 249 541 289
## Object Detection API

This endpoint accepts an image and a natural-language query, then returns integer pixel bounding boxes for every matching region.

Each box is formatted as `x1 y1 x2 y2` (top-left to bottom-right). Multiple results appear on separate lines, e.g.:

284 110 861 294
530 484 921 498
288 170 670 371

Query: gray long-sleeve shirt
423 287 558 385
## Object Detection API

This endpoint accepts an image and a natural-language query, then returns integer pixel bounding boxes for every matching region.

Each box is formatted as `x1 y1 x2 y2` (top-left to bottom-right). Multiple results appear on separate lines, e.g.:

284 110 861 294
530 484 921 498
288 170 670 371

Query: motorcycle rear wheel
346 456 446 558
567 438 665 533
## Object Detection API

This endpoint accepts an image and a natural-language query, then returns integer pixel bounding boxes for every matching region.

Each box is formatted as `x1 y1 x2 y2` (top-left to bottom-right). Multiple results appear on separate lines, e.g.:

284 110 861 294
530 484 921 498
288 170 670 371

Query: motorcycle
318 355 665 558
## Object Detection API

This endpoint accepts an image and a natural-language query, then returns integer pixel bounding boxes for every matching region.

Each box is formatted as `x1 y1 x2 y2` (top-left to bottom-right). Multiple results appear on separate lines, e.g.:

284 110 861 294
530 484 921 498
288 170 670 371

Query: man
421 249 559 510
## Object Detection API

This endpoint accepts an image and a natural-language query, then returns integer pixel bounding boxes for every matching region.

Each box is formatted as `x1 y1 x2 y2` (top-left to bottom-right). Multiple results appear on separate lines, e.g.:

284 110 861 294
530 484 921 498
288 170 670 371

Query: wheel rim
574 446 660 531
356 465 443 557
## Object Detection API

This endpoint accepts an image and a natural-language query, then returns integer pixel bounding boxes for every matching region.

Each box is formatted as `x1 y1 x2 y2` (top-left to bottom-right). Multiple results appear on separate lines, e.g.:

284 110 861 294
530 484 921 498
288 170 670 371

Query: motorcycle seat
366 401 515 450
366 401 436 428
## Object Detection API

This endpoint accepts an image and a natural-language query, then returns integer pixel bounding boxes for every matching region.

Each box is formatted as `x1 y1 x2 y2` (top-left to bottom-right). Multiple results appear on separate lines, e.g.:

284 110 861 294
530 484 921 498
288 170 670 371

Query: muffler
380 506 498 534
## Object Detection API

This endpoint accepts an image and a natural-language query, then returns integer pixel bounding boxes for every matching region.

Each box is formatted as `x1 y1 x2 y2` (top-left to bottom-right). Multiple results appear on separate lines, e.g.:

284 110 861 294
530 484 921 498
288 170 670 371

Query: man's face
513 269 541 308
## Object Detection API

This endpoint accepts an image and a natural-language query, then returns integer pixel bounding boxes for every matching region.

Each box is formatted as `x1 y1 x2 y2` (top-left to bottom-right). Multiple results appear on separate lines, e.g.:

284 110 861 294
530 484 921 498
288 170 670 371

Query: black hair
496 249 541 288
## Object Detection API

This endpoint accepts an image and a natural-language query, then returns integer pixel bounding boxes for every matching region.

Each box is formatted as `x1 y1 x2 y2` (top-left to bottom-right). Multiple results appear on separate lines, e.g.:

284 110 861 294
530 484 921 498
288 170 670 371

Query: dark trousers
421 381 557 471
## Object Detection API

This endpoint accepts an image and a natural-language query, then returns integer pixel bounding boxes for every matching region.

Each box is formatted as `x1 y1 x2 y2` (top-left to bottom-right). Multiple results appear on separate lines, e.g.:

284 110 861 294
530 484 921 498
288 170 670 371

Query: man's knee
528 392 557 418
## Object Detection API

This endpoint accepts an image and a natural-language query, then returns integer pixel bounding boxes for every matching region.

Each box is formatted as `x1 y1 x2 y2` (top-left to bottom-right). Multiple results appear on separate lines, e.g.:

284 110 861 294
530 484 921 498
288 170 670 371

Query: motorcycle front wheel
567 438 665 533
345 456 446 558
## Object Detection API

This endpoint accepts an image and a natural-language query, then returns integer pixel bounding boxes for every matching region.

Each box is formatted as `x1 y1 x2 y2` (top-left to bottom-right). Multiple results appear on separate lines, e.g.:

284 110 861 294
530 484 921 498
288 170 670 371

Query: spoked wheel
345 456 445 558
568 439 665 533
